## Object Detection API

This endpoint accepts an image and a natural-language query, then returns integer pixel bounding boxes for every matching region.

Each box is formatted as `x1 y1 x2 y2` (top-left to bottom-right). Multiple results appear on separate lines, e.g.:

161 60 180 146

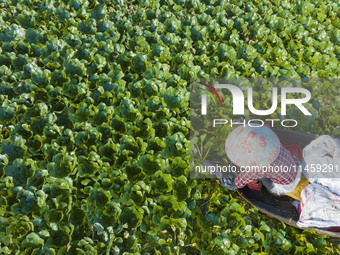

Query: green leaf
22 233 44 248
120 206 144 229
260 221 271 232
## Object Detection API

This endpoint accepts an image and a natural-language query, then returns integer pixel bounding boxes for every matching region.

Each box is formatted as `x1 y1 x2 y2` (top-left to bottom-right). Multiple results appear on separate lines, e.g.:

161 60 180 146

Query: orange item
285 175 310 201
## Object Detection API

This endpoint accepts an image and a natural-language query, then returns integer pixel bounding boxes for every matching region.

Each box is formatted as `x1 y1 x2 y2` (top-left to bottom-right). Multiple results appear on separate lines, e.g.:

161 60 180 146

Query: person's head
225 125 280 167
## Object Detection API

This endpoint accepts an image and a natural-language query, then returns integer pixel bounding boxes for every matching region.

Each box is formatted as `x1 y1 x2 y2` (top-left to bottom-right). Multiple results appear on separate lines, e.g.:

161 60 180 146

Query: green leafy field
0 0 339 254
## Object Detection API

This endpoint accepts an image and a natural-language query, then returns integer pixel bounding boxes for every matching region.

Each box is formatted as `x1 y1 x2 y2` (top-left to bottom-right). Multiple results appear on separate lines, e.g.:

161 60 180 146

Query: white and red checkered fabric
235 145 300 188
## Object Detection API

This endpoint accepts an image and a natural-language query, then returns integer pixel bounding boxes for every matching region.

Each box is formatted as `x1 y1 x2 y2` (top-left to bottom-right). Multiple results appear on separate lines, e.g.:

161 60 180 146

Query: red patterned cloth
246 180 263 191
235 145 300 189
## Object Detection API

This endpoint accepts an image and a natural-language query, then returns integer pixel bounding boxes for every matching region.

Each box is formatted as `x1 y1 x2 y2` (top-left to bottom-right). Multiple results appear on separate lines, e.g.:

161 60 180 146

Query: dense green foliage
0 0 339 254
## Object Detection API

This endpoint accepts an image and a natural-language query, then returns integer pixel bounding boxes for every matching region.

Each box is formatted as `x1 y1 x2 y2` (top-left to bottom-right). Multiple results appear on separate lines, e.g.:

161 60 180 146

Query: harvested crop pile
0 0 339 254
